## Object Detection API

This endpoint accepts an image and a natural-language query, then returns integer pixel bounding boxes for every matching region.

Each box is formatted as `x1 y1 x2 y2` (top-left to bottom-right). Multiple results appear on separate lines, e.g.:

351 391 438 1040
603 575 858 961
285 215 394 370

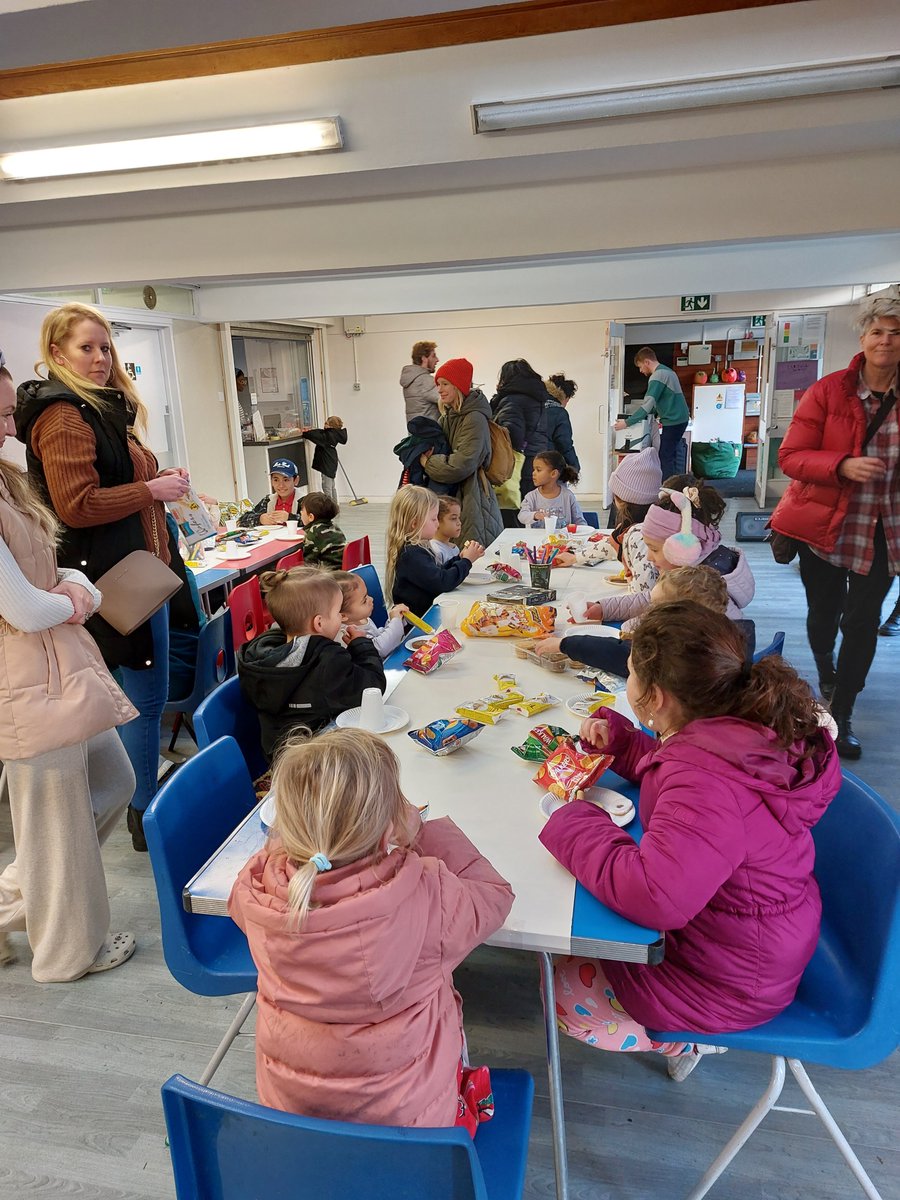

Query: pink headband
642 493 721 562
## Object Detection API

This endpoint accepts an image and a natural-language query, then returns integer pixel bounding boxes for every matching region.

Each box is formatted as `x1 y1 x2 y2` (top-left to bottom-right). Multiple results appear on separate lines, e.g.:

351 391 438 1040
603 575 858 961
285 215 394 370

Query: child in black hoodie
237 567 385 762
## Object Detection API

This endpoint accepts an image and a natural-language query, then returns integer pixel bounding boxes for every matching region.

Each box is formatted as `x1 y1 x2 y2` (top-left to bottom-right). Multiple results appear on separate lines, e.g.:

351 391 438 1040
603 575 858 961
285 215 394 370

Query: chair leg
198 991 257 1087
787 1060 884 1200
167 712 183 754
685 1056 786 1200
538 952 570 1200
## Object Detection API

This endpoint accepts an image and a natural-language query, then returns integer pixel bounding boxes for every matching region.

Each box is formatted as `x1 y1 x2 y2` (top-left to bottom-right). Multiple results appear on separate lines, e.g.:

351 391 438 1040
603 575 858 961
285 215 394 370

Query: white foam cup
225 540 243 560
567 592 588 623
224 518 238 532
544 515 558 533
358 687 386 732
285 519 299 535
439 600 459 630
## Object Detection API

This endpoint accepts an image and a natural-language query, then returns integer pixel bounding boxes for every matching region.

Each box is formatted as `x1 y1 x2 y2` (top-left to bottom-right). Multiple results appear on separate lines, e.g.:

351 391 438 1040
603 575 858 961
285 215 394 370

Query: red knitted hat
434 357 473 396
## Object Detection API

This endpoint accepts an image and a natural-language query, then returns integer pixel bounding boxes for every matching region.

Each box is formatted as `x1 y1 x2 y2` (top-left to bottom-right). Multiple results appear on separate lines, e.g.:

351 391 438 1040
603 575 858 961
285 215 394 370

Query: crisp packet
493 672 519 692
533 742 615 802
404 628 462 674
511 724 573 762
460 601 556 638
408 718 485 756
574 666 628 693
456 689 525 724
508 693 560 717
487 562 522 582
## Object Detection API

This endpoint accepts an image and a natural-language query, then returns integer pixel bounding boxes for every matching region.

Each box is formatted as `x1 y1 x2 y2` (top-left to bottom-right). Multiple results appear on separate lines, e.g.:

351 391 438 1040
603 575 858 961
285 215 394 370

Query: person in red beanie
421 358 502 547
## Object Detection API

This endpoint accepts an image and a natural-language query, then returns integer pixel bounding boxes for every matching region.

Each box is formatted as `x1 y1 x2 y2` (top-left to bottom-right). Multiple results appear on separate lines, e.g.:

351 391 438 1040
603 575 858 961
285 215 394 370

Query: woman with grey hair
770 289 900 758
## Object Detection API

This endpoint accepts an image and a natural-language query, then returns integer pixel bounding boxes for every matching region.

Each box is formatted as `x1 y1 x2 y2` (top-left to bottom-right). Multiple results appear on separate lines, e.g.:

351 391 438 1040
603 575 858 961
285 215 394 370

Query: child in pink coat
539 601 840 1080
228 727 513 1129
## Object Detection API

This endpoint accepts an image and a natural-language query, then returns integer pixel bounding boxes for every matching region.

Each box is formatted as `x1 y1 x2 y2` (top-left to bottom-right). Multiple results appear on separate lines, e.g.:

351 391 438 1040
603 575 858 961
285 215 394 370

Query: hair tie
310 853 332 872
683 486 701 508
658 488 702 566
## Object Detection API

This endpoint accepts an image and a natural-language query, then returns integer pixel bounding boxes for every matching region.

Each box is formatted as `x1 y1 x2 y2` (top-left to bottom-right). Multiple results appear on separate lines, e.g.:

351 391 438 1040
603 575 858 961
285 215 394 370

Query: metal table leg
539 950 569 1200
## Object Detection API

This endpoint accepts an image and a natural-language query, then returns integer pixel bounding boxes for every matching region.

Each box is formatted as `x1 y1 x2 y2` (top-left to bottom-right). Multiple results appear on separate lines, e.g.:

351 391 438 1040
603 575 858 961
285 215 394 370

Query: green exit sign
751 315 766 328
681 294 711 311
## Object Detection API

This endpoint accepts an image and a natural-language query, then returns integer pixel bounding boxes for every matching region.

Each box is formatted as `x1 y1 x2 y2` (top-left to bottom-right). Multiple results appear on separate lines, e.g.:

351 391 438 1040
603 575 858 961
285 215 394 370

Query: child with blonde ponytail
228 728 513 1131
386 485 483 616
540 602 840 1082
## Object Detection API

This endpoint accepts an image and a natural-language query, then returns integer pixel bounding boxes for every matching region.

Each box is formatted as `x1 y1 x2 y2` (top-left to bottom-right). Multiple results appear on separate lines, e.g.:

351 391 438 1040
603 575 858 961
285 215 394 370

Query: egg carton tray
513 641 577 673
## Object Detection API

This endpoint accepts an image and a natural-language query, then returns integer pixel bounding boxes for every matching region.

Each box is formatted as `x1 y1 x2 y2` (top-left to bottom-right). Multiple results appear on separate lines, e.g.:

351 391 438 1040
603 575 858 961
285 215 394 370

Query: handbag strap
862 388 898 449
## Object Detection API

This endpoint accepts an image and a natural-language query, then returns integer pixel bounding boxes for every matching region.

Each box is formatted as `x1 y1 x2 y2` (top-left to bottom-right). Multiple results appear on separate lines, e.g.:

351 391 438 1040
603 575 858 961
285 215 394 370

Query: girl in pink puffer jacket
229 727 513 1130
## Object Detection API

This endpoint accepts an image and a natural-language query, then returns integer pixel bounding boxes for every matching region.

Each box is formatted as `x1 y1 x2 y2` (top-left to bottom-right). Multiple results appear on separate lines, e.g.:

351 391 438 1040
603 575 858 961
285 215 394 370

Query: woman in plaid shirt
771 291 900 759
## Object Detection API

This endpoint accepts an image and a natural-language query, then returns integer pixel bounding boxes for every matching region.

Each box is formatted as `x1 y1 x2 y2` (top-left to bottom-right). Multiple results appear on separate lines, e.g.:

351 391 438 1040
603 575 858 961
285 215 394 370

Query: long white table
185 528 662 1200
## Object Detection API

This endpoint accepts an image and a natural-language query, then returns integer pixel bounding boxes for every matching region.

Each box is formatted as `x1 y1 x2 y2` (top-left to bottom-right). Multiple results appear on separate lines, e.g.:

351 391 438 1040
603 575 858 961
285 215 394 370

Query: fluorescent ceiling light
473 57 900 132
0 118 343 181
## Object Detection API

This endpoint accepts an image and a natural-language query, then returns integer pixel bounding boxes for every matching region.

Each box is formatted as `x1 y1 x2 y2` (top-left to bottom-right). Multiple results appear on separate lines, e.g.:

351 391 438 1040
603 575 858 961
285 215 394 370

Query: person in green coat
420 358 502 549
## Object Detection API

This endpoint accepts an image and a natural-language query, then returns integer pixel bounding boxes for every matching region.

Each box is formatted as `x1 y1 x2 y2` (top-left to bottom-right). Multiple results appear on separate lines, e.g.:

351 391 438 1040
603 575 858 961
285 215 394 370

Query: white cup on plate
358 687 386 732
285 519 299 535
225 540 243 560
224 518 238 533
544 515 558 534
567 592 588 623
439 599 459 630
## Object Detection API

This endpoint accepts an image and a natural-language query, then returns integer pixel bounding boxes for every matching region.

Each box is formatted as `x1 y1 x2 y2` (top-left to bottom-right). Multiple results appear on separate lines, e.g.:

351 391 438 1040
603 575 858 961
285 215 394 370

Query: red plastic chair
276 547 305 571
227 576 270 650
341 536 371 570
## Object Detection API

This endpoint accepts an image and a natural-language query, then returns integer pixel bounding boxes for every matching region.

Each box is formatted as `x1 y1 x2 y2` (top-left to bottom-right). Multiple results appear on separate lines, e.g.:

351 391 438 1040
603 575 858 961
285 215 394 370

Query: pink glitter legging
554 956 691 1056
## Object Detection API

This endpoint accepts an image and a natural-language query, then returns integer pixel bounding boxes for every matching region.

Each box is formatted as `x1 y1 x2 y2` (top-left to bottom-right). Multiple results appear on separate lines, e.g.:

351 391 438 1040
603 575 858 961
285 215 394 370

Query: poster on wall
259 367 279 393
774 360 819 392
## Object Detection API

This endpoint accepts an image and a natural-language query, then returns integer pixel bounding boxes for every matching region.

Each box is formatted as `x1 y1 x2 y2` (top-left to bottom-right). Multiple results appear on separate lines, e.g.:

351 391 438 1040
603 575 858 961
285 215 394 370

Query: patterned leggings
554 957 690 1056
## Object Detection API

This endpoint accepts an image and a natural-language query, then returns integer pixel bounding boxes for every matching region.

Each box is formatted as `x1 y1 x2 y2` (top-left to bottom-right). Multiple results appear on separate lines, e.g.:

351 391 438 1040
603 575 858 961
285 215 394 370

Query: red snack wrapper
404 628 462 674
533 742 614 802
487 562 522 583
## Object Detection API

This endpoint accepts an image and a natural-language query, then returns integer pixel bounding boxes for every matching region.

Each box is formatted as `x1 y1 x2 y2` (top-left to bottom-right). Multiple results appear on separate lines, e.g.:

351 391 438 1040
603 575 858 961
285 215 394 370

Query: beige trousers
0 730 135 982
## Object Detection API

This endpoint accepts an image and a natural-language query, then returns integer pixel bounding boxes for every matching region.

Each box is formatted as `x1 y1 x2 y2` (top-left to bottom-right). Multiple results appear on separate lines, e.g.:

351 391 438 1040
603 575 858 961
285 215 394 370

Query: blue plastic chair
581 511 600 529
194 675 267 781
650 771 900 1200
752 630 785 663
351 563 389 627
143 737 259 1085
161 1068 534 1200
164 609 234 752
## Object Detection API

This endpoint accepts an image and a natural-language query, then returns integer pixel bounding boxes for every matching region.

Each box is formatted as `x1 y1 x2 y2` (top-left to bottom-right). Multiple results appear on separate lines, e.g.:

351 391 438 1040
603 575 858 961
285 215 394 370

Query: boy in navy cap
239 458 303 527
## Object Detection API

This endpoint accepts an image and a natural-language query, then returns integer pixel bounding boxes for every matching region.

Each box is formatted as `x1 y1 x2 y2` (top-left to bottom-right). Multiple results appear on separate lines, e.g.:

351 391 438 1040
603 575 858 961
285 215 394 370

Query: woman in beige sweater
0 366 138 981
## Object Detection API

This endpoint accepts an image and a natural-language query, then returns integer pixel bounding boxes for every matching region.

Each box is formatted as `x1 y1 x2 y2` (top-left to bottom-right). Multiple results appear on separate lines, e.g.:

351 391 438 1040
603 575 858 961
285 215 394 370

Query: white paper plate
259 794 276 830
539 788 635 826
405 634 433 652
219 548 253 561
461 571 491 584
270 530 304 541
562 623 622 638
566 694 617 717
335 704 409 733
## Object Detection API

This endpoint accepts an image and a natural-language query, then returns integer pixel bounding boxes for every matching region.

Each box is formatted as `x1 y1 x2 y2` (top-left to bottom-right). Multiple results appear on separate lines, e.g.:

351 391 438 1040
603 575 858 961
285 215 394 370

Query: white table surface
185 528 662 963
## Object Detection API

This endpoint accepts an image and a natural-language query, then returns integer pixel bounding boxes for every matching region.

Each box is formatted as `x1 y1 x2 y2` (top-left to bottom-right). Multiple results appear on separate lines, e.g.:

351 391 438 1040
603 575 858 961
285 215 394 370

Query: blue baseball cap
270 458 298 478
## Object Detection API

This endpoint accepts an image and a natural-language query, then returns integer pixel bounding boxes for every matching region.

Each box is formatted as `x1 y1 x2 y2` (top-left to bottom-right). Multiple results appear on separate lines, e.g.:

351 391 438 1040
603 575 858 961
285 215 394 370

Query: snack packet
533 742 615 802
574 666 628 694
460 601 556 638
493 673 519 692
511 724 573 762
487 562 522 583
404 628 462 674
408 718 484 756
508 693 560 717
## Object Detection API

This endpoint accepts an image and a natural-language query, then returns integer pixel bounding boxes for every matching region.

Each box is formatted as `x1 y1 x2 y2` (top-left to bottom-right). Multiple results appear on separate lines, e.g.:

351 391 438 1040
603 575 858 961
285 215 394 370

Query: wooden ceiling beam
0 0 804 101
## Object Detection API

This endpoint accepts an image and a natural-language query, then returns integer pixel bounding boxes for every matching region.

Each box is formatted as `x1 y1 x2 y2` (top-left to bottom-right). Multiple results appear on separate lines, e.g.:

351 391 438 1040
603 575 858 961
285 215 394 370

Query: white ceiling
0 0 898 298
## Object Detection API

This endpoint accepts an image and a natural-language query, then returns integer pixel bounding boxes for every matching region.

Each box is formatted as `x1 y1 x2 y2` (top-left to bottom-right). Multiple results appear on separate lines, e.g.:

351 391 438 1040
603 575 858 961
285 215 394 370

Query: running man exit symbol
681 295 711 311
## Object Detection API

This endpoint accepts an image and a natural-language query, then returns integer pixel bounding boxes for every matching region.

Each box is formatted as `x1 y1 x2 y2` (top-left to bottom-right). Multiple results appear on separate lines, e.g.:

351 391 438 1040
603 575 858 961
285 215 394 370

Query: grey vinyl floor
1 497 898 1200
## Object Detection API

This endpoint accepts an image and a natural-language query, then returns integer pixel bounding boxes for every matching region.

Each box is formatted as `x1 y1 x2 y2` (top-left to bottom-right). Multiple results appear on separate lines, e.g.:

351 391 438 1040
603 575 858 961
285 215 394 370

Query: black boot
879 596 900 636
126 804 148 853
813 653 837 705
834 715 862 759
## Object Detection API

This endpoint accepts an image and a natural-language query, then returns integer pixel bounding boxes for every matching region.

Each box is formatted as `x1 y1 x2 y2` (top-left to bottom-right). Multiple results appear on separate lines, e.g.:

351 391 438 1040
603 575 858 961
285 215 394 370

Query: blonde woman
0 366 138 981
228 728 513 1129
420 357 502 547
385 485 483 617
16 304 191 850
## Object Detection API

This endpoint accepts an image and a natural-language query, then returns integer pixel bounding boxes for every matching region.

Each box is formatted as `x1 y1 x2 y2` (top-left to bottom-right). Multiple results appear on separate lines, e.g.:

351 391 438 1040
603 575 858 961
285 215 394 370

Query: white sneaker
667 1043 728 1082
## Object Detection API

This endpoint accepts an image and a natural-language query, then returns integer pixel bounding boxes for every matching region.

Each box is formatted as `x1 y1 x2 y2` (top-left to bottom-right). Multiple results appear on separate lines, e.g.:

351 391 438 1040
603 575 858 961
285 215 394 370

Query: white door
601 321 626 503
111 323 185 472
755 322 778 507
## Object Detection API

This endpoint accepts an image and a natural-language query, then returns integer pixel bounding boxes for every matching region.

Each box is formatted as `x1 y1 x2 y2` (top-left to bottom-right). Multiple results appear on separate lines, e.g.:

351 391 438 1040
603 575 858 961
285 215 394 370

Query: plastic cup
358 687 386 732
544 515 558 533
285 519 299 535
567 592 588 623
529 563 552 589
225 540 243 560
224 518 238 532
439 600 459 630
567 523 578 534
